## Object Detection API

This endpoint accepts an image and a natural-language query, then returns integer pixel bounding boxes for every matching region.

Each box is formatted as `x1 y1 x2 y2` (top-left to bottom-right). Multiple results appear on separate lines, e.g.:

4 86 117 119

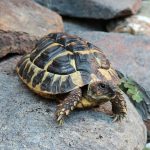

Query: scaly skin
111 91 127 122
56 89 127 125
56 88 82 125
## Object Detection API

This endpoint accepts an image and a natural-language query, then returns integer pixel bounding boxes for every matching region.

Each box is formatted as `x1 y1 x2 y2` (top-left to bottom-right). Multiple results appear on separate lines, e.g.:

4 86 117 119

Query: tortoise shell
16 33 120 95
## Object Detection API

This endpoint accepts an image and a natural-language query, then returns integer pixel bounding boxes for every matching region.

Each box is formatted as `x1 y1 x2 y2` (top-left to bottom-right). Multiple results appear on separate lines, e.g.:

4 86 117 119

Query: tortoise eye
99 83 106 89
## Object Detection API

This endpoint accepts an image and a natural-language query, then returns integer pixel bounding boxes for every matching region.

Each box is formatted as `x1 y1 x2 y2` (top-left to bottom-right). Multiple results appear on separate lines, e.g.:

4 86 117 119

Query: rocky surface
107 1 150 35
0 30 39 59
0 31 148 149
0 57 147 150
0 0 64 37
35 0 142 19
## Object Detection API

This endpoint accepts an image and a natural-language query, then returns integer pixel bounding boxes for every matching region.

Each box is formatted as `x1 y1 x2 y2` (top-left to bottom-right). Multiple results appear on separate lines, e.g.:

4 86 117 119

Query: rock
0 0 64 37
64 17 107 32
0 31 147 149
145 121 150 142
0 56 20 75
107 1 150 35
0 30 39 59
145 143 150 149
35 0 142 19
0 61 146 150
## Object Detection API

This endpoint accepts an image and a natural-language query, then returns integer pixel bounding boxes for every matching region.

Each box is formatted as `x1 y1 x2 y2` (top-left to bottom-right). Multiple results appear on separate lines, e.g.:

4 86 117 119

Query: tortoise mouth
110 94 116 100
85 90 116 102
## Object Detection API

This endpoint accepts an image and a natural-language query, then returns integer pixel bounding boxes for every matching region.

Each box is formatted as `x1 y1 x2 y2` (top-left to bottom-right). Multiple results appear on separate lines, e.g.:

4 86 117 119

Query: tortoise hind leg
111 91 127 122
56 88 82 125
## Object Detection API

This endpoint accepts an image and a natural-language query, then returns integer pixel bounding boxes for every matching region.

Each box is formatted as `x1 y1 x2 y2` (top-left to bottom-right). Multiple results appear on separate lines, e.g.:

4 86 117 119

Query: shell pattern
16 33 120 95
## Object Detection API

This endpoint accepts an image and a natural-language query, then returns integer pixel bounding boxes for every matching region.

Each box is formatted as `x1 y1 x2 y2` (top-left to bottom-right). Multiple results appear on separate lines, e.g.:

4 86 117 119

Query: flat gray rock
0 72 147 150
35 0 141 19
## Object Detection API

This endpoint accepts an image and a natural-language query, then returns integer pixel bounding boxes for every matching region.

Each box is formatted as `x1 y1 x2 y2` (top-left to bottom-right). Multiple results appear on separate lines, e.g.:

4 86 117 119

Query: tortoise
16 32 127 124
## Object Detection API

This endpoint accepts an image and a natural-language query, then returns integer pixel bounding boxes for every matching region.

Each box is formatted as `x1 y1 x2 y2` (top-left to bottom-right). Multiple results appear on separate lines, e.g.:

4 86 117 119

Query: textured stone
0 30 39 59
0 56 21 75
35 0 142 19
0 0 64 37
107 1 150 35
0 31 148 149
0 69 146 150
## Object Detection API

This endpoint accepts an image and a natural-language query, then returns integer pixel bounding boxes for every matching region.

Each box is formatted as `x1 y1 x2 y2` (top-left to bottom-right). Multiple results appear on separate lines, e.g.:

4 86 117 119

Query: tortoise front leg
111 91 127 122
56 88 82 125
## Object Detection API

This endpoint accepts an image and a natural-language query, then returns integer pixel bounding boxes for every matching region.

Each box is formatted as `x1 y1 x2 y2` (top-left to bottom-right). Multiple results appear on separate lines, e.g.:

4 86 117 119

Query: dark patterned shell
16 33 120 94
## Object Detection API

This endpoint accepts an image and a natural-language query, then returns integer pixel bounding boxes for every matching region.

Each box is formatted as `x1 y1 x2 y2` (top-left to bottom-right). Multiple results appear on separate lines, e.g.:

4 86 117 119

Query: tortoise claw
56 110 65 125
57 118 64 126
111 113 126 122
56 107 70 125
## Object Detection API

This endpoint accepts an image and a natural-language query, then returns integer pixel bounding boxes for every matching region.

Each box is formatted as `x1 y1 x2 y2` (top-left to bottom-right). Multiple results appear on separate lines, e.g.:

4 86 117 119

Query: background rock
0 0 64 37
35 0 142 19
0 30 39 59
64 17 107 32
107 1 150 35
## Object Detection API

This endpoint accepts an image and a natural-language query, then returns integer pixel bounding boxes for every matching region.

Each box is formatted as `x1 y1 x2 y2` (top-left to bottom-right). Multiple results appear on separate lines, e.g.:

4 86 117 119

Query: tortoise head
85 81 118 101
